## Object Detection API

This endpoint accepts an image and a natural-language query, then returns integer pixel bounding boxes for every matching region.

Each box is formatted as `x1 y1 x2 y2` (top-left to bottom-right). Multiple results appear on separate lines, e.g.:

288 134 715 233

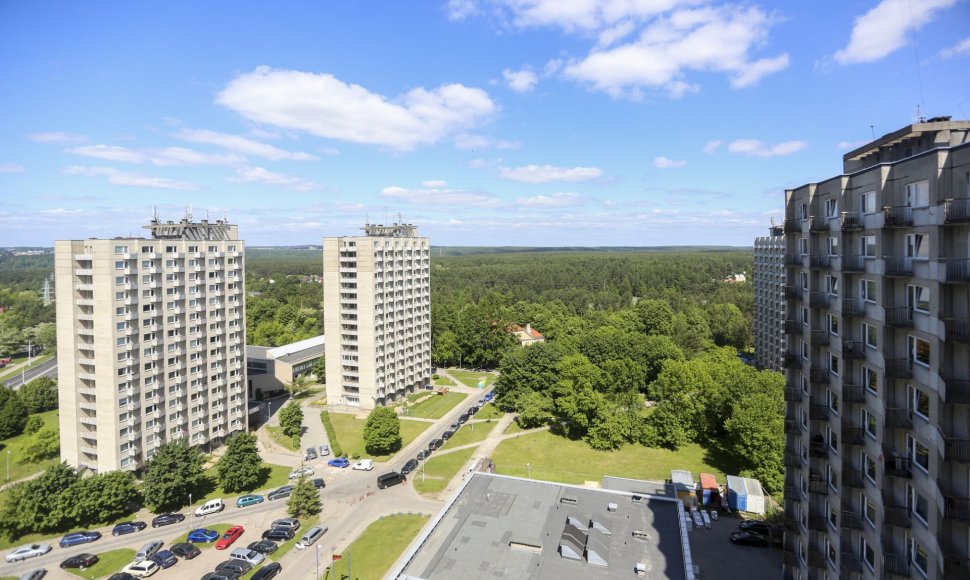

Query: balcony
842 385 865 403
885 358 913 379
945 318 970 342
946 259 970 283
784 285 803 300
810 404 830 421
810 330 830 346
885 307 914 328
883 505 911 528
841 510 863 530
945 557 970 580
810 254 831 269
75 268 93 276
840 212 863 230
785 319 801 334
842 467 865 488
809 440 829 458
883 257 914 277
809 292 830 308
842 340 865 360
841 298 865 316
843 428 865 446
841 254 865 272
841 551 864 574
884 454 912 478
784 220 802 234
885 408 913 429
810 368 830 384
810 216 832 233
785 254 805 266
784 353 802 368
784 388 804 402
944 197 970 223
944 497 970 521
946 439 970 462
883 206 914 227
784 452 802 468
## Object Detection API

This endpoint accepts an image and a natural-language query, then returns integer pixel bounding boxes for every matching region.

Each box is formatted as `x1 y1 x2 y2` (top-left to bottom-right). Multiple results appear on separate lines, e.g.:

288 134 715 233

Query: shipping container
698 473 719 506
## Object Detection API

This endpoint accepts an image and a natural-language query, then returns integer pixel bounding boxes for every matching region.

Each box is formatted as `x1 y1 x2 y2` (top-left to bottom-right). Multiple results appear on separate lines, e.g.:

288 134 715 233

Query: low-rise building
510 323 545 347
246 334 324 398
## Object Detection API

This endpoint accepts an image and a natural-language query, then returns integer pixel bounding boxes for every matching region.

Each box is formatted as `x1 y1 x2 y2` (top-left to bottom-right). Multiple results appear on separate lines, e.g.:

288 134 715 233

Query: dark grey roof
276 342 324 364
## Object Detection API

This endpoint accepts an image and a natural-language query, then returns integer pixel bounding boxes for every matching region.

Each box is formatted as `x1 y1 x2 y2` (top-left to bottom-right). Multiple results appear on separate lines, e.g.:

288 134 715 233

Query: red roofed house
510 323 545 347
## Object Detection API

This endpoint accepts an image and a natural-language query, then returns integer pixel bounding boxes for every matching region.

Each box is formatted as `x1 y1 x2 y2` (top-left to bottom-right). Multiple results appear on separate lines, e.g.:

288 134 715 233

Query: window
825 198 838 218
863 408 877 438
860 235 876 257
828 389 840 414
828 426 839 452
905 180 929 208
829 354 839 376
800 271 809 290
908 434 929 473
828 313 839 335
864 452 876 482
860 279 876 302
910 538 928 576
801 340 809 360
908 335 930 367
908 384 930 420
826 275 839 296
826 236 839 255
861 190 876 214
827 464 838 490
907 284 929 313
798 237 808 254
861 537 875 571
114 245 128 255
862 323 877 348
908 484 929 525
115 260 126 270
862 494 876 527
905 233 928 260
798 203 808 220
828 503 838 530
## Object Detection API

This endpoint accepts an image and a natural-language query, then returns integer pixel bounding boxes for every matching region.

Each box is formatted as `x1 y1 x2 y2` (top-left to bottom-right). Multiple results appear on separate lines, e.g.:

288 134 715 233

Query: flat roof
394 473 692 580
266 335 325 360
246 335 325 364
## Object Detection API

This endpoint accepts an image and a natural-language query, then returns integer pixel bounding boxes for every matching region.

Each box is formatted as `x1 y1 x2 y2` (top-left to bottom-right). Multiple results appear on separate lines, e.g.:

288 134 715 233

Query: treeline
246 275 323 347
0 253 53 291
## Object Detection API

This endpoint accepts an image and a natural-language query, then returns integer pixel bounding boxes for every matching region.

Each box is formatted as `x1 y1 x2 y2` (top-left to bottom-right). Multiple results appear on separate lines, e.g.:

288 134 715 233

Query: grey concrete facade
755 224 787 371
781 119 970 580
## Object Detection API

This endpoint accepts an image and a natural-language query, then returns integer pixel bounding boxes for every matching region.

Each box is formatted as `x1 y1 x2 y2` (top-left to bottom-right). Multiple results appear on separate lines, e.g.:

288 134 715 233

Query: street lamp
316 544 321 579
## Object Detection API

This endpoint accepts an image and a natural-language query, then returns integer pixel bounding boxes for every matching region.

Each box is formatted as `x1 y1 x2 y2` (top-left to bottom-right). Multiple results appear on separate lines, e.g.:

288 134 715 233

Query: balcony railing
884 257 914 277
842 468 865 488
885 358 913 378
784 451 802 468
885 408 913 429
842 340 866 360
809 292 831 308
810 330 830 346
843 428 865 446
841 298 865 317
944 496 970 521
883 505 912 528
843 385 865 403
943 375 970 404
784 220 802 233
785 319 801 334
810 254 831 268
840 212 863 230
810 404 830 420
841 254 865 272
784 353 802 368
945 557 970 580
946 259 970 283
809 441 829 458
883 206 914 227
784 388 803 402
809 216 831 232
784 285 802 300
785 253 805 266
842 510 863 530
944 198 970 223
884 553 910 576
884 454 913 478
885 307 914 327
945 318 970 341
810 368 830 384
946 439 970 462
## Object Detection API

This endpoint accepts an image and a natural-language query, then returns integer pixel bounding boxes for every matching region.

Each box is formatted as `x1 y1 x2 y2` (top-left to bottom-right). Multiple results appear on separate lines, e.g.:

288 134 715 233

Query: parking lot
688 513 783 579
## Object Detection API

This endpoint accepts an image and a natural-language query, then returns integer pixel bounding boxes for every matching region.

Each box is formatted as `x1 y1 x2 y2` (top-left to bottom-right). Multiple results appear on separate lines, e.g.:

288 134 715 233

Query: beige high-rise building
754 223 786 371
781 118 970 580
323 223 431 410
55 213 247 473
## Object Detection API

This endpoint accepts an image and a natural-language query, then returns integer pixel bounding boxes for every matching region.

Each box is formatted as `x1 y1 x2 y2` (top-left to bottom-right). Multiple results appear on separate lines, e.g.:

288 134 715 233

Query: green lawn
504 420 528 434
441 422 495 451
406 392 467 420
323 514 429 580
472 403 504 420
413 448 476 496
491 430 737 484
66 548 135 579
174 523 234 549
266 425 300 451
432 375 455 386
190 463 293 504
0 409 60 484
327 414 430 460
447 369 497 389
0 354 54 383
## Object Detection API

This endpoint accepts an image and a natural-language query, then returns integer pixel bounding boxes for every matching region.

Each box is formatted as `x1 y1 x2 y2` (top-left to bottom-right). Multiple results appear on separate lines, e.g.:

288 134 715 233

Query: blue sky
1 0 968 247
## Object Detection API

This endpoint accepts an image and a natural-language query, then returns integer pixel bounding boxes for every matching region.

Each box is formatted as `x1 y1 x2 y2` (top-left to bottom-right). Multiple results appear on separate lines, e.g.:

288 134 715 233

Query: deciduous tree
18 425 59 463
0 388 27 439
142 439 205 512
363 407 402 455
19 376 58 413
217 432 263 493
278 401 304 438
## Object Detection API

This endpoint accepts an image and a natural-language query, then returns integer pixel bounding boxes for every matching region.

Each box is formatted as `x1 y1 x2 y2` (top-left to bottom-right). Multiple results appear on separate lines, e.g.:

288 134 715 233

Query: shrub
24 415 44 435
319 411 344 458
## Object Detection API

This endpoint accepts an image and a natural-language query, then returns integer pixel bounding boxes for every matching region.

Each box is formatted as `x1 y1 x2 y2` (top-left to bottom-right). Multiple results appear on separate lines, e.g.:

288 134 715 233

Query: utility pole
22 340 32 384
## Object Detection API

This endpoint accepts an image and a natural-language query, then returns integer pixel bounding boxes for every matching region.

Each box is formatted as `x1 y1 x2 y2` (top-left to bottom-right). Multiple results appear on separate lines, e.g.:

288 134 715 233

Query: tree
0 462 78 539
217 432 263 493
18 426 59 463
285 374 313 399
278 401 304 439
0 325 21 358
0 388 27 439
635 299 675 336
57 470 140 528
24 415 43 435
431 330 461 367
312 357 326 383
287 473 321 518
515 390 552 429
363 407 402 455
706 303 750 350
494 341 567 411
32 322 56 353
670 306 712 357
142 439 205 511
725 384 785 494
19 376 58 413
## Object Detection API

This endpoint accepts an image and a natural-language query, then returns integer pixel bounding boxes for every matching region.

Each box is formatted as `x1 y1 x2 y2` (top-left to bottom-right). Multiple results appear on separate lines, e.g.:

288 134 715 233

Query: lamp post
315 544 321 579
527 462 531 479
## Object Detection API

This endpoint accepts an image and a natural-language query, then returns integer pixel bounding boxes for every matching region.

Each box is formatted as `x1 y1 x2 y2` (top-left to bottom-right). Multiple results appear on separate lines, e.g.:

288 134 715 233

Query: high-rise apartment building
323 223 432 410
781 118 970 580
754 224 786 371
55 213 247 473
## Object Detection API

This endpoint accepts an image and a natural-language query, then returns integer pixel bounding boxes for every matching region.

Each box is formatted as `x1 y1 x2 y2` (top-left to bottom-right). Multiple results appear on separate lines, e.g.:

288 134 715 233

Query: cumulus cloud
229 166 321 192
653 156 686 169
68 144 146 164
176 128 317 161
216 66 497 151
517 192 582 207
0 163 25 173
834 0 956 64
941 37 970 58
499 164 603 183
422 180 448 187
63 165 201 190
381 185 501 207
503 68 539 92
727 139 806 157
702 139 723 154
28 132 87 144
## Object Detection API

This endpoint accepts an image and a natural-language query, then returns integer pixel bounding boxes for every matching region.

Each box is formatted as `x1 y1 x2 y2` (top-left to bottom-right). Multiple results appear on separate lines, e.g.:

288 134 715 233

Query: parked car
121 559 160 577
18 570 47 580
261 528 295 541
215 526 245 550
236 494 264 508
296 526 327 549
170 542 201 560
270 518 301 531
288 465 314 479
247 540 279 555
441 430 454 440
319 445 330 456
250 562 283 580
467 406 479 415
200 573 239 580
457 413 469 424
730 531 771 547
229 547 265 566
311 478 326 489
195 498 225 517
401 459 418 475
267 486 293 501
106 574 137 580
6 544 51 563
59 531 102 548
305 448 318 461
151 513 185 528
377 472 406 489
738 520 781 538
111 521 147 536
150 550 177 569
449 422 461 431
352 459 374 471
135 539 164 561
187 528 220 543
416 450 430 460
428 439 444 451
216 559 253 576
60 553 98 570
483 391 495 402
328 457 350 468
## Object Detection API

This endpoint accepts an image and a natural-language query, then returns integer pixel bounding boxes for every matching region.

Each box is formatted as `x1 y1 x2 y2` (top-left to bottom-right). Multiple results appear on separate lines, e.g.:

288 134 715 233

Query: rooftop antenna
185 203 193 222
151 205 159 224
907 0 925 121
870 125 875 140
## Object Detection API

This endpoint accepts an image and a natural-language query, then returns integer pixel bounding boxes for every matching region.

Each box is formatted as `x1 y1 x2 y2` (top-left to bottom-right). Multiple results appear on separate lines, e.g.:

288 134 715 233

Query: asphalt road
4 357 57 389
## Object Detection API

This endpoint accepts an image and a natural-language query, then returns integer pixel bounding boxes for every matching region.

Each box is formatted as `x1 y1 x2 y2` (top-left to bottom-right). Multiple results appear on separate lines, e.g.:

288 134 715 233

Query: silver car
5 544 51 563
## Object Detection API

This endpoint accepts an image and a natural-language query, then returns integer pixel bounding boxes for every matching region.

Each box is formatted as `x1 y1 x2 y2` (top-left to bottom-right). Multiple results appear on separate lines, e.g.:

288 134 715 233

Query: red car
215 525 244 550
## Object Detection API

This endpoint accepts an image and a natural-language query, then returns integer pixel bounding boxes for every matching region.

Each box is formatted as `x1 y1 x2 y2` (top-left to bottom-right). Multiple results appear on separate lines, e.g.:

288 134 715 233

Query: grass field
440 421 495 451
432 375 455 386
447 369 497 389
504 420 530 434
406 391 467 420
66 548 135 579
327 414 429 460
0 409 60 484
491 430 737 484
266 425 300 451
472 403 504 420
174 523 234 549
413 447 476 496
190 463 293 504
323 514 428 580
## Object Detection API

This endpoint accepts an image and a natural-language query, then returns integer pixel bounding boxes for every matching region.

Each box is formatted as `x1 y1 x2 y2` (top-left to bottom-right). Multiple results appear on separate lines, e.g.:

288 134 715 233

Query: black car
311 478 326 489
262 527 296 541
467 406 479 415
19 570 46 580
151 513 185 528
200 573 239 580
401 459 418 475
730 531 771 547
457 413 469 424
216 559 253 575
60 553 99 569
247 540 279 555
738 520 780 538
267 485 294 501
441 430 454 440
450 422 461 431
416 450 430 460
151 550 178 569
251 563 283 580
428 438 443 451
112 521 148 536
170 542 201 560
107 574 137 580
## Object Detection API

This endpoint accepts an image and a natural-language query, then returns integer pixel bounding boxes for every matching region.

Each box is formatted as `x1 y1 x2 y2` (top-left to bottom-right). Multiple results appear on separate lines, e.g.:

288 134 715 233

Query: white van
195 498 225 517
296 525 328 549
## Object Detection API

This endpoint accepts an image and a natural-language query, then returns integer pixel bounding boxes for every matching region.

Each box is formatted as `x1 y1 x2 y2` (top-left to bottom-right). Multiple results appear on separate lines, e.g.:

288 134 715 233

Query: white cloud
422 180 448 187
834 0 956 64
727 139 806 157
0 163 25 173
381 185 501 207
454 133 491 150
68 144 146 164
447 0 480 20
176 128 317 161
468 157 504 169
499 164 603 183
837 140 867 150
149 147 244 166
517 192 582 207
702 139 723 154
941 37 970 58
496 140 522 150
229 166 321 192
63 165 201 190
27 132 87 144
503 68 539 92
730 54 789 88
653 156 686 169
217 66 497 151
466 0 700 31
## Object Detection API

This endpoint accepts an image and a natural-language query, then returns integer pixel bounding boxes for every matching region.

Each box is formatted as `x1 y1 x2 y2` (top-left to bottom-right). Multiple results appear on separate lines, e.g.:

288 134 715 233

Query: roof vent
635 562 647 576
631 495 644 503
607 502 618 512
632 530 650 541
560 496 578 505
590 520 611 535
